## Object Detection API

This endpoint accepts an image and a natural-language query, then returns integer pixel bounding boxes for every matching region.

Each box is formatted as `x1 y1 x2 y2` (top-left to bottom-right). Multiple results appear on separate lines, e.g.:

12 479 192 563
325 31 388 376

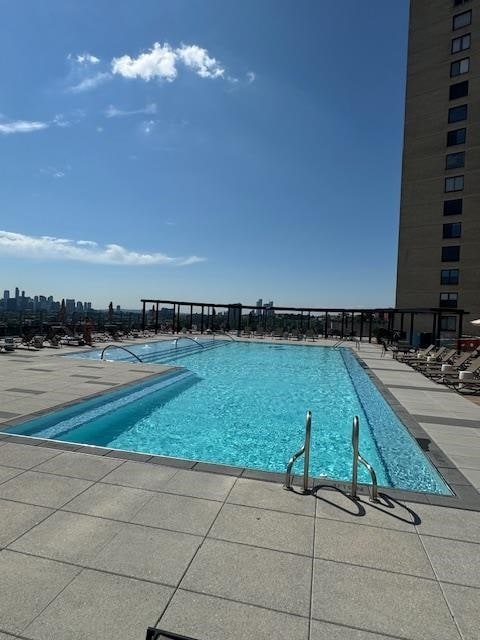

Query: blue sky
0 0 409 309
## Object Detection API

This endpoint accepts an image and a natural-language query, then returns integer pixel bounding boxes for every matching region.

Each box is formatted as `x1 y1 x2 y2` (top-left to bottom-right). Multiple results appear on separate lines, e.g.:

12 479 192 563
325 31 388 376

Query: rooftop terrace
0 338 479 639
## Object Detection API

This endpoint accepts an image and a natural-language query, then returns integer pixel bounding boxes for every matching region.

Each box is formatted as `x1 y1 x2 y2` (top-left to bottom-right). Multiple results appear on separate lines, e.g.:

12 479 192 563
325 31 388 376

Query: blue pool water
4 340 451 494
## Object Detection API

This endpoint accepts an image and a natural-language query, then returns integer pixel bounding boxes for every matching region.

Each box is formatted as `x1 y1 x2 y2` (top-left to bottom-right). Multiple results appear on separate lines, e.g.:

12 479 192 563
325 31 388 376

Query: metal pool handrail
351 415 378 502
101 344 143 363
173 336 205 348
284 411 312 493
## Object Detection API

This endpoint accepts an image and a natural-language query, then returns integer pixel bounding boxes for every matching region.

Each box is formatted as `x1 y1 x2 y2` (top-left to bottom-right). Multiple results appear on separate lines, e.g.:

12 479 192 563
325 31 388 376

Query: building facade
396 0 480 335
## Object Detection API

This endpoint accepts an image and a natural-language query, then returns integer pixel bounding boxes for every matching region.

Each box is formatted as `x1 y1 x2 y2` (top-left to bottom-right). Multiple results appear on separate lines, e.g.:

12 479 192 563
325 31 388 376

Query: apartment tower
396 0 480 335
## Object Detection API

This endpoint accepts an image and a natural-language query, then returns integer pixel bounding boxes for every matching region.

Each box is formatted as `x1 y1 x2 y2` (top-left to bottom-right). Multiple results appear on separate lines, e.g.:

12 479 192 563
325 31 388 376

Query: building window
453 11 472 30
443 199 463 215
448 104 467 123
441 269 459 285
452 33 471 53
446 151 465 170
445 175 464 192
442 246 460 261
449 80 468 100
440 316 457 332
447 128 466 146
443 222 462 238
450 58 470 77
440 293 458 308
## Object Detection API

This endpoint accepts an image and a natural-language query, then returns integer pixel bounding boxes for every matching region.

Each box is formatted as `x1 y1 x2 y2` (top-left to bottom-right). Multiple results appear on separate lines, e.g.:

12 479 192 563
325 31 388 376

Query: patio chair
425 349 478 380
405 346 447 368
396 344 436 362
436 356 480 387
3 336 16 352
411 348 457 371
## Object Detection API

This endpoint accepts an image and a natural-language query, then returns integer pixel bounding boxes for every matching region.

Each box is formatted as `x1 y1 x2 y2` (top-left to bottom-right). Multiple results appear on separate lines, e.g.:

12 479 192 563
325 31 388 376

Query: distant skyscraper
396 0 480 334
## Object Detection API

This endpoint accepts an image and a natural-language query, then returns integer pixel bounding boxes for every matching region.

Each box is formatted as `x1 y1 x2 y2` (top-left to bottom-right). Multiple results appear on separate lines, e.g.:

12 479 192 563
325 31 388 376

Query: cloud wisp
111 41 225 82
0 120 49 135
66 52 111 93
0 231 205 267
105 103 157 118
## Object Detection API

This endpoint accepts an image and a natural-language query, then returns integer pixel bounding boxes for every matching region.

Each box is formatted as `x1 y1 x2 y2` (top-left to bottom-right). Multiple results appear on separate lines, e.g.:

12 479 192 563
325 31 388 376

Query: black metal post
154 303 159 334
359 313 364 341
341 313 345 339
172 304 176 334
237 305 242 336
141 301 146 331
189 305 193 331
200 305 204 334
324 312 328 338
368 313 373 343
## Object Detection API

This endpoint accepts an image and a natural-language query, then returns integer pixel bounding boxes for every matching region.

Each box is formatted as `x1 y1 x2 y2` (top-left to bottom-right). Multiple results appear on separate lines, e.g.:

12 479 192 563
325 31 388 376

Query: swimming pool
3 340 451 494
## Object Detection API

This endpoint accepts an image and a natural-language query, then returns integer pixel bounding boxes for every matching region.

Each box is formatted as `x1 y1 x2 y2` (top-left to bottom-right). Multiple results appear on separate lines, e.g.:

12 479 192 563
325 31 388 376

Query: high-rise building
396 0 480 335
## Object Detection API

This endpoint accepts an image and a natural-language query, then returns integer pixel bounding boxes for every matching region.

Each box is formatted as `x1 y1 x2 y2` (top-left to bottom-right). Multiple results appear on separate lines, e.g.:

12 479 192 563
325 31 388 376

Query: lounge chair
425 349 478 380
404 346 447 367
254 329 265 339
3 337 15 352
411 348 457 371
436 356 480 387
305 329 317 341
397 344 436 362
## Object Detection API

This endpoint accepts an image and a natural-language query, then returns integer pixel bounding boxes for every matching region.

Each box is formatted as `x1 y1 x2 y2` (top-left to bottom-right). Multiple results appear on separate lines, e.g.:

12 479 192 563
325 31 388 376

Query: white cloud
52 114 71 128
68 52 100 65
175 44 224 79
0 120 49 135
246 71 256 84
105 103 157 118
112 42 177 82
0 230 205 267
68 72 111 93
141 120 156 134
111 41 225 83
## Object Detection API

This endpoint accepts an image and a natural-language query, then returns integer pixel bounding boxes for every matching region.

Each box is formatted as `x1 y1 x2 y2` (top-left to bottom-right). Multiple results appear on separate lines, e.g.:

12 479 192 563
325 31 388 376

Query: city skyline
0 1 408 309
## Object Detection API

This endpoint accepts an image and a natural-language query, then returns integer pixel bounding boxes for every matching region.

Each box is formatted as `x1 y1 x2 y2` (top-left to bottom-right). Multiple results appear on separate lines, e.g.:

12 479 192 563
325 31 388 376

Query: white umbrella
470 319 480 326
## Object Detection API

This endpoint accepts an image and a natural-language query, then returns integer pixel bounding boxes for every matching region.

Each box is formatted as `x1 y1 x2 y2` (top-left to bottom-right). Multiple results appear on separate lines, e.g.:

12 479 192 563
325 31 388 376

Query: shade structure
470 319 480 326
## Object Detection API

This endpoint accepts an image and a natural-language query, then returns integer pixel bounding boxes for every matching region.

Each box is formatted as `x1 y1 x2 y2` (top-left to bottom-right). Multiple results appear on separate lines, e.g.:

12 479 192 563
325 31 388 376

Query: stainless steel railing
173 336 205 348
284 411 312 493
351 415 378 502
100 344 143 363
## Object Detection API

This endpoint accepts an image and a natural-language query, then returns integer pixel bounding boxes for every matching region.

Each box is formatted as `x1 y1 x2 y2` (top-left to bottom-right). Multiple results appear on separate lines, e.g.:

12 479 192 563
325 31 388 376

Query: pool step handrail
351 415 379 502
284 411 312 494
173 336 205 348
101 344 143 363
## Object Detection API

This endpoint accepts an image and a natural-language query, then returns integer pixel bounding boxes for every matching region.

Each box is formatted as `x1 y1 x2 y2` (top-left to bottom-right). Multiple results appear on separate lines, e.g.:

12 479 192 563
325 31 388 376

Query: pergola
141 299 468 345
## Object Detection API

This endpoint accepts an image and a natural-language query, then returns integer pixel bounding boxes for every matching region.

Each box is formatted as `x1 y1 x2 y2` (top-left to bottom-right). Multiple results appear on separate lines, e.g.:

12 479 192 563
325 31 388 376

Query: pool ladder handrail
101 344 143 363
351 415 379 502
284 411 312 493
333 338 360 350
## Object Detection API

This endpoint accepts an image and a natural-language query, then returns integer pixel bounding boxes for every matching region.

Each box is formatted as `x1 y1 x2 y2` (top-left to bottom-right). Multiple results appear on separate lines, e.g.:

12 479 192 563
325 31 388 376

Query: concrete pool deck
0 338 479 639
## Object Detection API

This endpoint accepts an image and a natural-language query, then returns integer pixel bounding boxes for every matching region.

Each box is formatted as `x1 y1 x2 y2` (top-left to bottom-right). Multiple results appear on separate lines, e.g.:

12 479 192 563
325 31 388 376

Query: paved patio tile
0 442 60 469
0 471 92 508
226 477 316 516
0 499 53 547
442 583 480 640
132 492 222 535
62 481 153 521
0 550 80 634
450 454 480 470
0 633 21 639
311 559 461 640
101 460 177 491
314 518 434 578
24 568 173 640
410 502 480 543
209 503 314 556
310 619 398 639
313 488 418 532
163 469 237 501
180 538 311 617
92 523 202 586
10 511 123 564
0 465 23 485
420 535 480 588
34 451 123 480
158 589 309 640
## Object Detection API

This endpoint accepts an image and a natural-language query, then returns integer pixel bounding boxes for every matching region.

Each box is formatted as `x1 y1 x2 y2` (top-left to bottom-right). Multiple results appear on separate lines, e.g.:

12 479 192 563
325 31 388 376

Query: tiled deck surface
0 339 479 640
